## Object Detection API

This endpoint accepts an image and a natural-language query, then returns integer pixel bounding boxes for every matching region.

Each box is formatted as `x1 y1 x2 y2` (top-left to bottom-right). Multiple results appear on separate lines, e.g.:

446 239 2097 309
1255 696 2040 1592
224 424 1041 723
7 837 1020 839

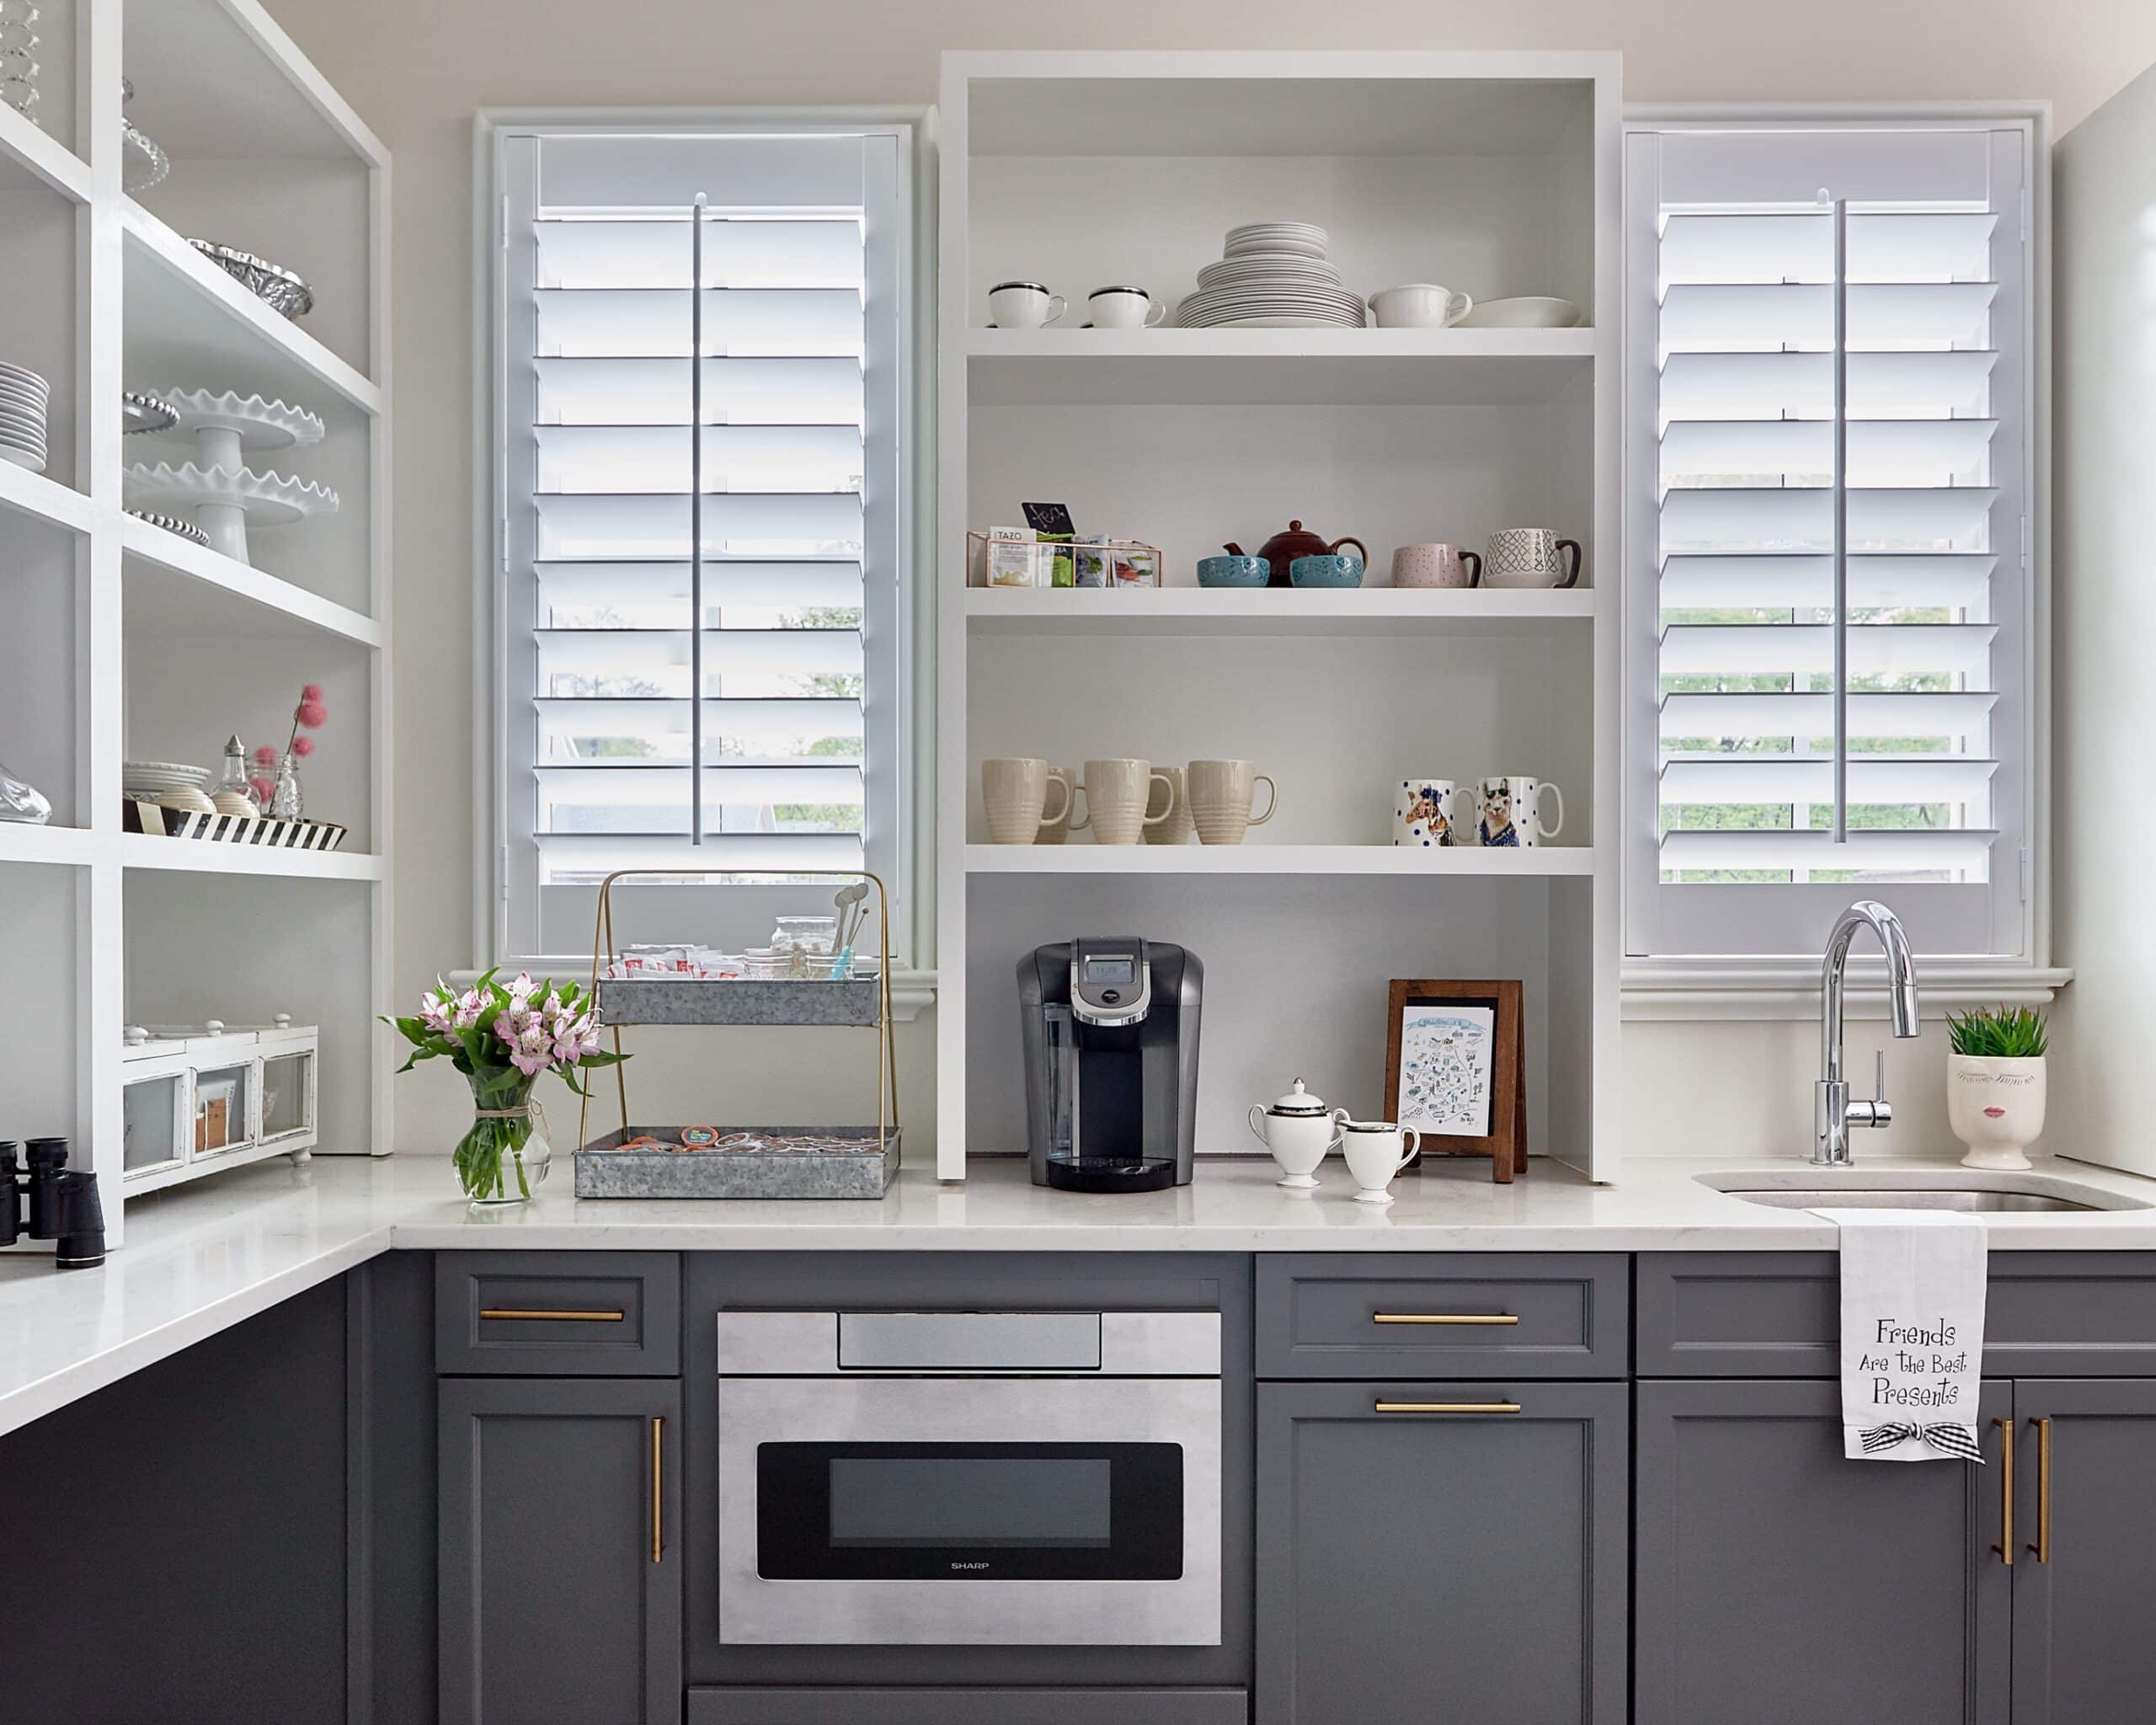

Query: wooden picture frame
1383 979 1526 1183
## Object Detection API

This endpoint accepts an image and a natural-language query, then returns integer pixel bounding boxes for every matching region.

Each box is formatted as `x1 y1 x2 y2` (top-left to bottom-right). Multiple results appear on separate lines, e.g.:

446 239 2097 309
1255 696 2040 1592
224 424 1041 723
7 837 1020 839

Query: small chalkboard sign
1022 501 1077 537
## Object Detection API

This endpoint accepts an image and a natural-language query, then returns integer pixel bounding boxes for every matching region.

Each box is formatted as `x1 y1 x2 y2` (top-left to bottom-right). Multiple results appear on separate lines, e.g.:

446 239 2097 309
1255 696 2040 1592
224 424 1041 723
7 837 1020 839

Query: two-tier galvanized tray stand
572 868 900 1199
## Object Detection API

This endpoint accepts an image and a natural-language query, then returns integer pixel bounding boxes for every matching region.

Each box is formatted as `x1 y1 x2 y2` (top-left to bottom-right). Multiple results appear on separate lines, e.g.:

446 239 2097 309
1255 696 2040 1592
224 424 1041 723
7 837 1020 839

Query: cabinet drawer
687 1690 1247 1725
1257 1254 1628 1379
1637 1251 2156 1377
435 1251 680 1375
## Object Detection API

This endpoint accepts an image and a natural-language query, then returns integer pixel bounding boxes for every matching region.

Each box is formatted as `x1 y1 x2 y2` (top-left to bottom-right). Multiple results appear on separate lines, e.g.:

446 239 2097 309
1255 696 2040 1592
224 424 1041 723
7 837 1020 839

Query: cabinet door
1635 1379 2011 1725
440 1377 682 1725
1256 1381 1626 1725
2010 1380 2156 1725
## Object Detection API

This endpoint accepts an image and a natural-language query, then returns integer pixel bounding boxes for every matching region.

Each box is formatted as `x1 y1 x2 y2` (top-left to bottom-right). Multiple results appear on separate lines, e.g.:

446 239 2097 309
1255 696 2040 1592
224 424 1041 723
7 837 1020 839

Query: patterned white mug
1393 778 1460 848
1483 527 1583 590
1474 776 1564 848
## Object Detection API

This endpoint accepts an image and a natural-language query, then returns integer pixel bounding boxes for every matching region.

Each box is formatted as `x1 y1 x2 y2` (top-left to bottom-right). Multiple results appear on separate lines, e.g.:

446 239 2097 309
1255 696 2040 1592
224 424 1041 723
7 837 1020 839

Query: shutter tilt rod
690 194 707 846
1831 194 1849 844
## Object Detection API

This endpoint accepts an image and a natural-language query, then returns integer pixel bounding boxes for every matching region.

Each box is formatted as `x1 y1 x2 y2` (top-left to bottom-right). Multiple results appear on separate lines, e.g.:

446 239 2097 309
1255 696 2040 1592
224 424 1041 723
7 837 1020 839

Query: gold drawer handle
651 1417 665 1564
1993 1418 2015 1566
1374 1401 1522 1414
1373 1312 1520 1326
480 1307 627 1322
2027 1417 2052 1564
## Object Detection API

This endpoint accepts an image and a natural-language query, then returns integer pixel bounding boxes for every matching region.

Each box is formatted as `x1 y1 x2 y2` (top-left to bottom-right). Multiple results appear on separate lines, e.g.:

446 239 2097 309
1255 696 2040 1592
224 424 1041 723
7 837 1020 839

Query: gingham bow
1860 1421 1984 1461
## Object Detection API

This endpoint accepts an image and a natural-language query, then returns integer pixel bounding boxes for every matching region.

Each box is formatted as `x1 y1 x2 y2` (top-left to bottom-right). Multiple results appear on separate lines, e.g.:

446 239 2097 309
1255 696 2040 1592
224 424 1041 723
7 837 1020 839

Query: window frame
474 109 935 983
1620 103 2060 1016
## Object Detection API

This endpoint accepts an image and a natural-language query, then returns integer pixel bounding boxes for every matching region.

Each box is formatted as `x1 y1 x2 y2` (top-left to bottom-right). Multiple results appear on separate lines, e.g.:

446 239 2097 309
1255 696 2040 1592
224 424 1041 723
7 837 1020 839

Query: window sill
1622 959 2072 1022
451 964 938 1023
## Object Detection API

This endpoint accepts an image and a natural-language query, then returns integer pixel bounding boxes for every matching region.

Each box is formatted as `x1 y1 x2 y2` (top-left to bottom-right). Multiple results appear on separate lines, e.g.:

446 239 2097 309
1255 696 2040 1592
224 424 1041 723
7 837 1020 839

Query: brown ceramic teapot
1224 520 1370 590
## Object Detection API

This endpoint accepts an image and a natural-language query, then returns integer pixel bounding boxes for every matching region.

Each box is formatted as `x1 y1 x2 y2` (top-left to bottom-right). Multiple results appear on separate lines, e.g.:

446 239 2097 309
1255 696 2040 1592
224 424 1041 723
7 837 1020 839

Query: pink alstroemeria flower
451 987 486 1030
419 986 456 1035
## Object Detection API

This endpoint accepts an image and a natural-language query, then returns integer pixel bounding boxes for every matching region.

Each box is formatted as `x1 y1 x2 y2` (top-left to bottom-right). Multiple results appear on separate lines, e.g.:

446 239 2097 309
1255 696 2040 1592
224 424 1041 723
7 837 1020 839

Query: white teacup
989 280 1066 329
1073 758 1174 846
1340 1119 1421 1204
1472 775 1564 848
981 757 1073 845
1089 286 1167 329
1484 527 1582 590
1369 283 1474 329
1394 778 1460 848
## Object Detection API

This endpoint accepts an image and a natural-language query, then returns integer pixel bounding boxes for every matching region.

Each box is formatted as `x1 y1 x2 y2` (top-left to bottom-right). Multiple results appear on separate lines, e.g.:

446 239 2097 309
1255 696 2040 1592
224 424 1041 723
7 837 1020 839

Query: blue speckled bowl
1198 555 1271 588
1289 553 1365 589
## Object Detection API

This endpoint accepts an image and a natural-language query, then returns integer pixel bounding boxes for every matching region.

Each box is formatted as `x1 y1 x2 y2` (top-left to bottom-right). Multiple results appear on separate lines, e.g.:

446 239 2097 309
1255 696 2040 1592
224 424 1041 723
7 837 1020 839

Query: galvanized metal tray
595 977 882 1028
574 1124 898 1199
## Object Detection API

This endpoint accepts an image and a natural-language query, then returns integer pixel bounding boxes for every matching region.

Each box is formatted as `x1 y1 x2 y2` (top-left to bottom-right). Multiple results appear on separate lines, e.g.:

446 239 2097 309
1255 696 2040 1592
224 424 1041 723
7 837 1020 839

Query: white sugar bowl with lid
1247 1078 1348 1188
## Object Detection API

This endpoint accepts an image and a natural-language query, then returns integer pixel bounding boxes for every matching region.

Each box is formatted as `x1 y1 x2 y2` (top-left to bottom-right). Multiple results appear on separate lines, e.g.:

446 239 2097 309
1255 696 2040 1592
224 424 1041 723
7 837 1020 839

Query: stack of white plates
0 360 49 473
123 761 212 802
1176 222 1366 329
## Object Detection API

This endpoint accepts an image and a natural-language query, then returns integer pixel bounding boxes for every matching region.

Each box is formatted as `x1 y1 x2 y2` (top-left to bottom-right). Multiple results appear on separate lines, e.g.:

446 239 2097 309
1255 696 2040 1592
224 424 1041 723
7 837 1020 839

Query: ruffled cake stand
123 389 334 564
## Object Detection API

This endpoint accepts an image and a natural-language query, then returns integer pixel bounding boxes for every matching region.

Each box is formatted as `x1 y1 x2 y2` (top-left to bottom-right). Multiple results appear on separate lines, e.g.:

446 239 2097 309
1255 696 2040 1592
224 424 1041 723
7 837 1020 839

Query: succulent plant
1945 1004 2048 1060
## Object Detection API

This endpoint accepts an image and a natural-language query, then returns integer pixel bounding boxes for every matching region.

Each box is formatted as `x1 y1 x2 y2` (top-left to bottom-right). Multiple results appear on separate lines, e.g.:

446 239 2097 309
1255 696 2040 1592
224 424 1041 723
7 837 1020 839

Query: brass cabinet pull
1993 1418 2015 1566
1374 1401 1522 1414
651 1417 664 1564
2028 1417 2052 1564
479 1308 627 1322
1372 1312 1520 1327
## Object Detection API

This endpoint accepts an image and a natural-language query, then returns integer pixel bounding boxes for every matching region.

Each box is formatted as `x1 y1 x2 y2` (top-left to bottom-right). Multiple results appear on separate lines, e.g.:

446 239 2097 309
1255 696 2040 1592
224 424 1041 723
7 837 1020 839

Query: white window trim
471 108 939 1001
1620 100 2063 1019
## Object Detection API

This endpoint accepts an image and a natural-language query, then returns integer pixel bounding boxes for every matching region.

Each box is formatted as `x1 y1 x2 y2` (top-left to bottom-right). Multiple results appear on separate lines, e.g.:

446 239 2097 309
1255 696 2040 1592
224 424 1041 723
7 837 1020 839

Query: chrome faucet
1813 900 1922 1167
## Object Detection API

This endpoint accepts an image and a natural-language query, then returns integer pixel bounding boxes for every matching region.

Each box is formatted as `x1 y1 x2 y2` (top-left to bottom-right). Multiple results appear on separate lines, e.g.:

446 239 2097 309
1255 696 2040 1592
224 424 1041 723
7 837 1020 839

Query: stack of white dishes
1176 222 1367 329
0 360 49 472
124 761 214 814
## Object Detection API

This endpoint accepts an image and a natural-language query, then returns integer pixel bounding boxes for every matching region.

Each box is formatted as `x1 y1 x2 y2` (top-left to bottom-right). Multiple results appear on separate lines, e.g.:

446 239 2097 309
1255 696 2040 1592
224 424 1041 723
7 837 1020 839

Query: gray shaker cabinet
2009 1380 2156 1725
440 1376 683 1725
1255 1380 1628 1725
1634 1377 2014 1725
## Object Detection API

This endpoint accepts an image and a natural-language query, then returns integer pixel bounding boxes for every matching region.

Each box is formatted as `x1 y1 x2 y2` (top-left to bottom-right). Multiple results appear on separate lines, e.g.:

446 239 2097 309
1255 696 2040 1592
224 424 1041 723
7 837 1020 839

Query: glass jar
770 915 840 977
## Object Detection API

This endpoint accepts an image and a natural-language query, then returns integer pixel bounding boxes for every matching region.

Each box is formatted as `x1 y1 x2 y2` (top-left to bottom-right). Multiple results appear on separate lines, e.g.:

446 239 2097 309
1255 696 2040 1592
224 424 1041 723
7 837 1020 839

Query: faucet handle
1875 1049 1888 1105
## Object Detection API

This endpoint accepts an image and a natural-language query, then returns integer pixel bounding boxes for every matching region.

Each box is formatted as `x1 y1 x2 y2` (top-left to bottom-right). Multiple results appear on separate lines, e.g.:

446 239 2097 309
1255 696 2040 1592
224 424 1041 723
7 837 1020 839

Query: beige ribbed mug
1073 758 1173 845
1144 766 1194 845
1187 759 1279 845
1037 766 1077 845
981 757 1072 844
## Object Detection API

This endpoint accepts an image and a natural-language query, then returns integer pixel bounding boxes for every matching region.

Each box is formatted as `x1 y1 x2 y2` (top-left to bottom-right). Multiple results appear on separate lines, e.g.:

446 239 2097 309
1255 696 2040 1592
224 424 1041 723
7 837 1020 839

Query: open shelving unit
0 0 390 1248
937 50 1620 1181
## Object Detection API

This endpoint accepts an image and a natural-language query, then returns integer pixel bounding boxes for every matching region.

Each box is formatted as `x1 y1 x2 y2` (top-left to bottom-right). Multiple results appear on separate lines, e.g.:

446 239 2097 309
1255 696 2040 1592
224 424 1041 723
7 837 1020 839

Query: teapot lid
1264 1077 1330 1115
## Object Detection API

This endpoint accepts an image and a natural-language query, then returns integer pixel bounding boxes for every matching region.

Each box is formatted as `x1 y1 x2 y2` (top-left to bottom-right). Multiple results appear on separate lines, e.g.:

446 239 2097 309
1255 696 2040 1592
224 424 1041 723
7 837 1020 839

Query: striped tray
124 798 349 852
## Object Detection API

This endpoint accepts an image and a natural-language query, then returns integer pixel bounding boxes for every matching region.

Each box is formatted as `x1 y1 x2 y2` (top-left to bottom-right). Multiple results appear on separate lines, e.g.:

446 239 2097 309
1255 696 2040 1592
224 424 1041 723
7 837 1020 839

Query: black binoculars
0 1138 106 1269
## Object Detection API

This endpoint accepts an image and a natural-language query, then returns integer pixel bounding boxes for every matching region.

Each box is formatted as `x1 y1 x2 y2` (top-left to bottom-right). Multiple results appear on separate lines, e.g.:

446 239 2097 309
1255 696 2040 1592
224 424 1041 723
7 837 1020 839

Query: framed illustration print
1383 979 1525 1182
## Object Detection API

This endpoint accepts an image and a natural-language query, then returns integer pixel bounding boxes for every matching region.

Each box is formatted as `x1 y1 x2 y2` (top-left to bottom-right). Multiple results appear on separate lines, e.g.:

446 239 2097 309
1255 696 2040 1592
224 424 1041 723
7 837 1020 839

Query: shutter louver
518 138 871 886
1651 131 2012 888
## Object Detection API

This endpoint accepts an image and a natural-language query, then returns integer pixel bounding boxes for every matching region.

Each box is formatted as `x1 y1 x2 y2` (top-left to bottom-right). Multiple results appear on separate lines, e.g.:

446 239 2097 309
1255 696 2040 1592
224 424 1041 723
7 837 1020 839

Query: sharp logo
949 1561 992 1571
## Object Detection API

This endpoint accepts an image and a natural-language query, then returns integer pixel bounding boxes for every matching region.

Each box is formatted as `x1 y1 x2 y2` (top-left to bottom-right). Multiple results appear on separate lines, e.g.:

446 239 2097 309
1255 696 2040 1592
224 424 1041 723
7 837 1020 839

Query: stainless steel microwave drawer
1257 1253 1629 1379
1636 1250 2156 1377
435 1250 681 1375
687 1690 1249 1725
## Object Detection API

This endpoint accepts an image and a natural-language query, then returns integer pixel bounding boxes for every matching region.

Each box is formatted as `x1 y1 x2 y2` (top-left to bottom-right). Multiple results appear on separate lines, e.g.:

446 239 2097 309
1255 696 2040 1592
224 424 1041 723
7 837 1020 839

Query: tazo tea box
984 526 1048 588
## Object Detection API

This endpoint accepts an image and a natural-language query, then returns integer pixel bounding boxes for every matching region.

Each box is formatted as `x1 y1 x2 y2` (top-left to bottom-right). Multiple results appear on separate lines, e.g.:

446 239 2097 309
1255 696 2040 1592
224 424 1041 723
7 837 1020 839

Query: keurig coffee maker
1017 938 1202 1192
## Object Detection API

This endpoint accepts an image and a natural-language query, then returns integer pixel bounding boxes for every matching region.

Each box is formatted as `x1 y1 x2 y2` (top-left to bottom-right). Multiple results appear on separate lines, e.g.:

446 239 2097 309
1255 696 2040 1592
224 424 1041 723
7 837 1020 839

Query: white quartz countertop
7 1151 2156 1439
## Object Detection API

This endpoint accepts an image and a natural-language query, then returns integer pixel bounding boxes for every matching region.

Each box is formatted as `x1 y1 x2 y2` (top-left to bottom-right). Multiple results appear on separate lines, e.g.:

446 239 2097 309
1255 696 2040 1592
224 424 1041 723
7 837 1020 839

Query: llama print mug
1394 778 1460 848
1474 776 1564 848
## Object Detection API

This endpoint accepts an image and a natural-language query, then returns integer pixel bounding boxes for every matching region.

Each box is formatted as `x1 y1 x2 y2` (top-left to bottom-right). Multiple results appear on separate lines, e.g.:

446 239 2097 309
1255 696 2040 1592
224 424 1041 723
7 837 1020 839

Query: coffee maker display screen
1083 957 1135 986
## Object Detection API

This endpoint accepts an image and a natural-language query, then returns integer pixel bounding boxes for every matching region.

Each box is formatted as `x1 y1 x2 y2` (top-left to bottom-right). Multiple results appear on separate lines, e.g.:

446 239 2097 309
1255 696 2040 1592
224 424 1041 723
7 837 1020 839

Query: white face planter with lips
1947 1054 2048 1170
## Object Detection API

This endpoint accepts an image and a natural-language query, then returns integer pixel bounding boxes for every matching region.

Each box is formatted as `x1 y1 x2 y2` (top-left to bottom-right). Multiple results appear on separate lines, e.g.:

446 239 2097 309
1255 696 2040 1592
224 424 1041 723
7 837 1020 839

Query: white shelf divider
118 830 386 882
120 513 383 646
0 824 99 868
0 99 93 201
965 842 1597 877
0 459 96 535
965 585 1595 636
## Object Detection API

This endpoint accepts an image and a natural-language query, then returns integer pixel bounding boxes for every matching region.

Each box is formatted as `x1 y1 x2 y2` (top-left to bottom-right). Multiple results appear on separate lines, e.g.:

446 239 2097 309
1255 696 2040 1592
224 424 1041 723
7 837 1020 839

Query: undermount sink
1699 1170 2153 1215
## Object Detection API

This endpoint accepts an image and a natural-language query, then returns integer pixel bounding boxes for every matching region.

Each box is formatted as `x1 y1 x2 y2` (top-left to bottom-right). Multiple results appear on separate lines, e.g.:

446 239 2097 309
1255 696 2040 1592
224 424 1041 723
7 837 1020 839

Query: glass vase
269 754 303 819
456 1070 552 1207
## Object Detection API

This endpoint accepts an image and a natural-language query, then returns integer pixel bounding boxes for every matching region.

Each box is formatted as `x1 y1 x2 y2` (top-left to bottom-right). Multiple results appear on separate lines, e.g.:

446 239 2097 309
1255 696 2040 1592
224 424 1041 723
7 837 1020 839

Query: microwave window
830 1456 1111 1549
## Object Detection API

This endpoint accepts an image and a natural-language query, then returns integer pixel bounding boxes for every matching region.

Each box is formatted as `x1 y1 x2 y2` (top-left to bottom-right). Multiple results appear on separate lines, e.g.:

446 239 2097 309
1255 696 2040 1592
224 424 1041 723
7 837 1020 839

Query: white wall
2048 64 2156 1178
253 0 2156 1165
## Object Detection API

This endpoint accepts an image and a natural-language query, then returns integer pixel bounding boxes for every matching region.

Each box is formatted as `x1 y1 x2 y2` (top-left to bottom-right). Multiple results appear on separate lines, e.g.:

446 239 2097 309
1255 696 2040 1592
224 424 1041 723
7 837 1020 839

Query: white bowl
1455 296 1582 329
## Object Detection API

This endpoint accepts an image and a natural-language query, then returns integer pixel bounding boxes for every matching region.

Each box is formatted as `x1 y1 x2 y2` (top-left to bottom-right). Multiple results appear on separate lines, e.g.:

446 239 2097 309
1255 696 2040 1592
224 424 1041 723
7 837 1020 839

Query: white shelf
0 458 94 535
0 101 92 200
120 514 382 646
0 824 99 868
967 327 1596 408
120 202 382 416
119 831 385 882
965 842 1596 877
965 585 1595 636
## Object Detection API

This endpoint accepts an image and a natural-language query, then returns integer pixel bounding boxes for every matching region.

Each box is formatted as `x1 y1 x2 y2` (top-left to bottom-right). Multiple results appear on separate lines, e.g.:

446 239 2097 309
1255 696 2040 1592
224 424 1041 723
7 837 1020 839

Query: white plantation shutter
1624 123 2035 960
494 128 908 958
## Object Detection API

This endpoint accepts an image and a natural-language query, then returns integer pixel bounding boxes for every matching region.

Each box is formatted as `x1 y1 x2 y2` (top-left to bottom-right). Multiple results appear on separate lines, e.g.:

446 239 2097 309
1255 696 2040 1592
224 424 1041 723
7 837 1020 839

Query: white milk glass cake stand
123 390 333 563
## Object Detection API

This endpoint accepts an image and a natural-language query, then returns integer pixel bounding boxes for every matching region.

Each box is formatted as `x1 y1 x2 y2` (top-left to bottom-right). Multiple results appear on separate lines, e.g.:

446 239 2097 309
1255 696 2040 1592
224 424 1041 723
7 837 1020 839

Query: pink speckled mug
1391 542 1482 589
